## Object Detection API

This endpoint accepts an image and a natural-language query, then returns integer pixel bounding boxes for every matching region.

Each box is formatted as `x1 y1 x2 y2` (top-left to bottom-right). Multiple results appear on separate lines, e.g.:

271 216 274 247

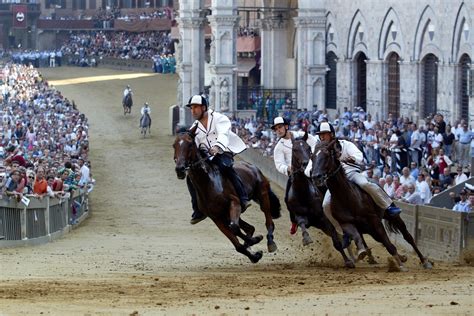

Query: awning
237 36 261 53
236 58 256 77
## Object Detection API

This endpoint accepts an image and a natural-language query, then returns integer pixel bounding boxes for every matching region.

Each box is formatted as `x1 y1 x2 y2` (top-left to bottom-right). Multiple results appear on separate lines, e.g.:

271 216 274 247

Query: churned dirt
0 67 472 315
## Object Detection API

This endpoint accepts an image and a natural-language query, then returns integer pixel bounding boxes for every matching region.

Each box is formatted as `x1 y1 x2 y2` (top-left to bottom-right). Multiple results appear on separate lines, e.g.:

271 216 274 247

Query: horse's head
173 124 198 179
291 132 312 173
311 139 341 186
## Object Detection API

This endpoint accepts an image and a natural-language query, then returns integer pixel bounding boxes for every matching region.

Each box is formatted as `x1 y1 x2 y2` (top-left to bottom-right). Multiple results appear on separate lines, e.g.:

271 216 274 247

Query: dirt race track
0 67 473 315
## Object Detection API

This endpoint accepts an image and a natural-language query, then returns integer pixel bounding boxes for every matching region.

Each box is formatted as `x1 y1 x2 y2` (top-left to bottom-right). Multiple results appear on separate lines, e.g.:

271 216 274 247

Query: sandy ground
0 67 473 315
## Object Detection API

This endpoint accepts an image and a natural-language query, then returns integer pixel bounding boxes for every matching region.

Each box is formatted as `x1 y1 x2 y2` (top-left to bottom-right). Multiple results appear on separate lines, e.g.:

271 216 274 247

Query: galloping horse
123 93 133 115
140 113 151 137
311 140 432 271
288 133 355 268
173 125 281 263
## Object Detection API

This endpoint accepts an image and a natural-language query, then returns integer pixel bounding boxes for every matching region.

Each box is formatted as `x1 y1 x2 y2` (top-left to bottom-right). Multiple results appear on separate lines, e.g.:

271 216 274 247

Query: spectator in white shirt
454 166 468 185
415 173 431 204
78 158 90 187
400 167 416 187
383 175 396 198
401 184 423 205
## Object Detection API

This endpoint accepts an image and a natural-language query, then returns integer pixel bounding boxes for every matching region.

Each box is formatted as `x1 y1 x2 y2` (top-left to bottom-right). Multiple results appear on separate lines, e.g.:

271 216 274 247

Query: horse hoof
422 261 433 269
302 236 313 246
399 254 408 263
250 250 263 263
267 241 278 253
345 261 356 269
367 257 378 265
251 234 264 245
357 249 368 261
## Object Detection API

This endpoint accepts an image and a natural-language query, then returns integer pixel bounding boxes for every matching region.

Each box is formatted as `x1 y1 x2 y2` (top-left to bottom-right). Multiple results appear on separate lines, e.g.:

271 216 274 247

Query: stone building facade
177 0 473 125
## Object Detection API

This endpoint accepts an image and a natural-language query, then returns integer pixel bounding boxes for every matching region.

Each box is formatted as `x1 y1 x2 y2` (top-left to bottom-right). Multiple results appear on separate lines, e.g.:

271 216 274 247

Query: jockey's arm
340 140 364 165
214 115 232 151
273 144 289 176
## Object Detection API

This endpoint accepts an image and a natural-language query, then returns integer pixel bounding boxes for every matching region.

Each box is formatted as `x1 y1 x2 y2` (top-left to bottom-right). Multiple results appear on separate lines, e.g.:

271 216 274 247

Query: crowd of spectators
229 107 473 209
60 31 174 63
0 64 93 223
41 6 175 22
238 26 259 37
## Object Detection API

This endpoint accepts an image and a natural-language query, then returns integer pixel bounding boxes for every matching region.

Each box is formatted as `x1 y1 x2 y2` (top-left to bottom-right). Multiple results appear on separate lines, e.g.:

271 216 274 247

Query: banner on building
12 5 27 29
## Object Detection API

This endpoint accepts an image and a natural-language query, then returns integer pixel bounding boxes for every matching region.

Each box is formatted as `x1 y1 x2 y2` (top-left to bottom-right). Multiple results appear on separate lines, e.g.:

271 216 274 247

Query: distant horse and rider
140 102 152 137
122 85 133 115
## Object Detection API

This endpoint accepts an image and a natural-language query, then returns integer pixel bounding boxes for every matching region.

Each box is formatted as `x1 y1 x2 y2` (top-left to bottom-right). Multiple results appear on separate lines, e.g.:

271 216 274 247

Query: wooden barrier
98 57 153 72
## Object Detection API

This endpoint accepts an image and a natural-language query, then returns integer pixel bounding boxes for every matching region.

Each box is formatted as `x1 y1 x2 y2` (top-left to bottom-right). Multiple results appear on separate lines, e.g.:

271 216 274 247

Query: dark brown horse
173 125 281 263
311 140 432 271
288 133 355 268
123 93 132 115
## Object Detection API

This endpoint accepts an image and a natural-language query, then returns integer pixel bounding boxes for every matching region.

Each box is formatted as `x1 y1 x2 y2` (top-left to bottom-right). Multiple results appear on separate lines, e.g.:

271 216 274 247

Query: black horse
123 93 133 115
311 140 432 271
173 125 281 263
288 133 357 268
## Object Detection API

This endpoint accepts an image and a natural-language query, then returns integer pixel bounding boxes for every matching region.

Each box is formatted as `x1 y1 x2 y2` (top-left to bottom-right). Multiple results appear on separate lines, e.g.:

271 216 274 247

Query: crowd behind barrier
6 30 176 71
60 31 174 62
228 106 474 209
0 63 95 247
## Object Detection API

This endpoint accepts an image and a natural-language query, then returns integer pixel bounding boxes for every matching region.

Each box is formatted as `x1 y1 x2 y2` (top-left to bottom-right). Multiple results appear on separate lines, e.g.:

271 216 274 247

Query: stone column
177 0 206 125
208 0 239 114
365 59 383 118
260 13 289 89
294 8 326 110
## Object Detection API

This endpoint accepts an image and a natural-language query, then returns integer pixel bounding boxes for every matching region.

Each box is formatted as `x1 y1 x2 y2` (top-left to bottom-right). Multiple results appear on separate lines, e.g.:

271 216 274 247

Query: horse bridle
310 146 342 186
180 132 210 170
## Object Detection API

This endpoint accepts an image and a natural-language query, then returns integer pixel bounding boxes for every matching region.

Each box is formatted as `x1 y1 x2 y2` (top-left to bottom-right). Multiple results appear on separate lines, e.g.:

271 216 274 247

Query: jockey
141 102 151 116
305 122 401 235
140 102 151 127
186 94 251 224
271 116 319 234
123 85 132 101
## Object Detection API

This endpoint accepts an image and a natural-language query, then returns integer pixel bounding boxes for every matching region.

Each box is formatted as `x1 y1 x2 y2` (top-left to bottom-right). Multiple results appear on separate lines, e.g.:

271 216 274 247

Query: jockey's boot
190 210 207 225
386 203 402 216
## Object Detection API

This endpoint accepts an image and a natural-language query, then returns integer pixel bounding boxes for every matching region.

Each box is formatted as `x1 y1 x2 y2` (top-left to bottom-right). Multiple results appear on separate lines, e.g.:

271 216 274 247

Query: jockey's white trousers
322 171 392 235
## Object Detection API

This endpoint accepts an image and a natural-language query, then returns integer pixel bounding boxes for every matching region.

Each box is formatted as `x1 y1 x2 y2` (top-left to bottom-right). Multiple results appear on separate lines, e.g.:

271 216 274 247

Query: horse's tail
268 187 281 219
384 215 402 235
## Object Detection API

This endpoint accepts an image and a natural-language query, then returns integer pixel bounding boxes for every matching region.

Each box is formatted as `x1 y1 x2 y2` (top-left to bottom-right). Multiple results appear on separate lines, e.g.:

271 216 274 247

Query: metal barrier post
20 206 27 240
45 197 50 235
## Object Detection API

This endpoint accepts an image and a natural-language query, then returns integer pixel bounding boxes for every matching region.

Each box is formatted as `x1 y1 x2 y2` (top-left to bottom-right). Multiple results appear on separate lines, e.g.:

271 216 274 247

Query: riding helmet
316 122 335 135
271 116 290 130
186 95 208 108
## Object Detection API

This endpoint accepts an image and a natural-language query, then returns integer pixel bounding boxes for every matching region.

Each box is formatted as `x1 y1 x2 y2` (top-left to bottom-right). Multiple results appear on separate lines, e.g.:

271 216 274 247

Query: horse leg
295 215 313 246
361 235 378 264
340 223 367 261
228 197 242 234
386 215 432 269
258 184 277 253
368 217 407 272
321 221 355 268
239 218 263 247
214 219 263 263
